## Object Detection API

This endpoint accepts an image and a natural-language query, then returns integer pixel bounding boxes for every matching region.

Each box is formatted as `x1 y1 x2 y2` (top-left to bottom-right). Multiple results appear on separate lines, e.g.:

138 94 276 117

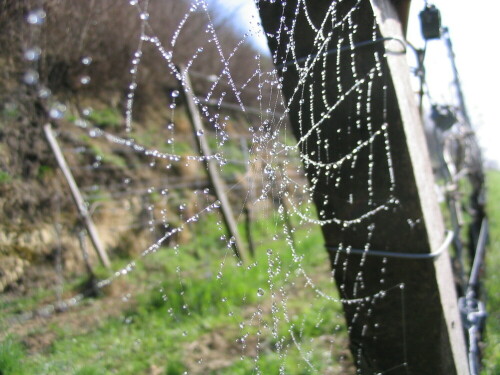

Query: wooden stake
277 163 296 249
178 66 248 262
77 229 95 278
241 138 256 257
280 193 296 250
243 205 255 258
44 124 111 269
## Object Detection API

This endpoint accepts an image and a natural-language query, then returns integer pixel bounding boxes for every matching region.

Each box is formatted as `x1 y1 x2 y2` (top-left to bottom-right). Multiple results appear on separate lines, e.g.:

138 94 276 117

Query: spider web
11 0 419 373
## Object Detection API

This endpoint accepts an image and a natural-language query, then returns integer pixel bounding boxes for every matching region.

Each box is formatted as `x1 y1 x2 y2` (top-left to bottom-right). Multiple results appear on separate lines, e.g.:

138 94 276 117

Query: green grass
89 144 127 169
0 170 12 184
482 170 500 374
1 212 344 375
0 337 27 375
1 103 19 120
37 165 54 180
0 272 91 318
5 171 499 374
86 108 122 129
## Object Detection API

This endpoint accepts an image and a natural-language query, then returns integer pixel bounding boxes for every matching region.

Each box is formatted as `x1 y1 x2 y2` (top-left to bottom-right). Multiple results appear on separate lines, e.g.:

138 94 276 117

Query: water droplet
81 56 93 65
24 47 41 61
171 90 180 98
196 129 204 136
23 70 39 85
82 107 93 117
80 76 91 85
38 87 51 99
257 288 265 297
140 12 149 20
26 9 46 25
49 103 66 119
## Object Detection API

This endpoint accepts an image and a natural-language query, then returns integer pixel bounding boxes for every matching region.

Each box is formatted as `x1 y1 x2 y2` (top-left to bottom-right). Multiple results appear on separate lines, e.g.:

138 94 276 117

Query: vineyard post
178 66 249 262
241 137 256 257
77 229 97 284
44 124 111 269
278 162 296 249
258 0 469 373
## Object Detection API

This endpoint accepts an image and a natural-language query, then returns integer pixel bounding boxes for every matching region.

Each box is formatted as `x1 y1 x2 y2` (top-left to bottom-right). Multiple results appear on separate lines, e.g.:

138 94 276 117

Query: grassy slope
1 173 499 374
0 214 350 375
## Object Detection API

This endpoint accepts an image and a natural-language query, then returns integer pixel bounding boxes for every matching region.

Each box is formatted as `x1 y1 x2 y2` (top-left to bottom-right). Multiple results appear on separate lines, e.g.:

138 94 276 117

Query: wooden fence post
277 162 296 249
178 66 249 262
258 0 469 373
44 124 111 269
241 138 256 257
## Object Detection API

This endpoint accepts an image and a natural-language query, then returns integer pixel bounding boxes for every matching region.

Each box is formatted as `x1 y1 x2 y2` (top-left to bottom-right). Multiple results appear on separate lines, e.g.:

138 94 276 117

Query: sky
406 0 500 167
211 0 500 166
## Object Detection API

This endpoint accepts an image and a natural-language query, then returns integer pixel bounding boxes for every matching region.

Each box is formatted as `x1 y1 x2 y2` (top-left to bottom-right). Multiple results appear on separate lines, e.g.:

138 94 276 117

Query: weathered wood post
258 0 468 373
241 137 256 257
44 124 111 269
278 162 296 249
178 66 249 262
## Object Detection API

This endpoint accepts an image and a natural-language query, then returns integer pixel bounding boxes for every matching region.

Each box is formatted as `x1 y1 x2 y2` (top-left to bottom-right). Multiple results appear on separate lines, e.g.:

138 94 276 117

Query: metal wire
326 230 454 260
277 37 407 69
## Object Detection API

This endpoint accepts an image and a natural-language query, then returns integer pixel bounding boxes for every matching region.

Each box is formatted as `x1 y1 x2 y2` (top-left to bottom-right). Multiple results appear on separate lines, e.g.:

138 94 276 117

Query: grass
2 169 499 374
0 170 12 184
89 144 127 169
0 212 347 375
37 165 54 180
0 337 27 375
482 170 500 374
86 108 122 130
1 103 19 120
